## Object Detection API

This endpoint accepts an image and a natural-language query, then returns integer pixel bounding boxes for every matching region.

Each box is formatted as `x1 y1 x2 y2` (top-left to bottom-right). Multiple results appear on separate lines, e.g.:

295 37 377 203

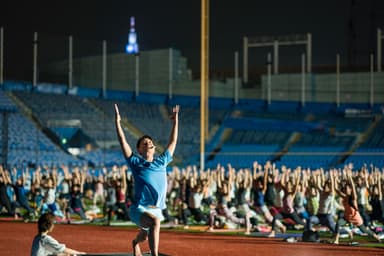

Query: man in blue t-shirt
114 103 179 256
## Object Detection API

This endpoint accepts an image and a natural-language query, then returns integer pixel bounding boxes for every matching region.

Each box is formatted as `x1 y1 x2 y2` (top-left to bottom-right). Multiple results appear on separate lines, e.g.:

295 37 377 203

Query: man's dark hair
136 135 153 149
38 213 55 233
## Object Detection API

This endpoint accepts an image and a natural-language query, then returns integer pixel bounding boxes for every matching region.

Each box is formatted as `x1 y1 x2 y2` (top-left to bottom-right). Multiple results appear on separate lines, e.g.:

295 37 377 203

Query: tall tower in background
126 16 139 55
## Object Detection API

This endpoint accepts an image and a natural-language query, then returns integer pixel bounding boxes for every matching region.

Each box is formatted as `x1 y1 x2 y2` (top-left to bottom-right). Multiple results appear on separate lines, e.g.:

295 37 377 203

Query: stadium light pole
378 28 382 72
307 33 312 73
169 48 173 100
370 53 374 107
200 0 209 171
243 37 248 84
273 40 279 74
0 27 3 85
301 53 306 107
267 52 272 104
33 32 38 87
234 51 239 104
102 40 107 98
68 35 73 89
336 54 340 107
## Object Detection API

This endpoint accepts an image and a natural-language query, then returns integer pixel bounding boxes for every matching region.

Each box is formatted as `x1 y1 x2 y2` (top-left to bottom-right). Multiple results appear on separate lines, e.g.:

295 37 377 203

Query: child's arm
63 247 86 255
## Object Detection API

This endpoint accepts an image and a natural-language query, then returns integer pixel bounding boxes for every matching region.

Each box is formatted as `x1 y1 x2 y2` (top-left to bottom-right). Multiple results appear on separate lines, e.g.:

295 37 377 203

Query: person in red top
334 168 380 244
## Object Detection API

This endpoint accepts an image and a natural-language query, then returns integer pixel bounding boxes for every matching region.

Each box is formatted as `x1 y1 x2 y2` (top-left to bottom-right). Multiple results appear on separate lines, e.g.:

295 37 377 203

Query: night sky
2 0 384 80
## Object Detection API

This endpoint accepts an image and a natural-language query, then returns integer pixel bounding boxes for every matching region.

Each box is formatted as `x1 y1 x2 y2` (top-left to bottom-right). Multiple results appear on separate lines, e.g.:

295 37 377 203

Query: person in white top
31 212 85 256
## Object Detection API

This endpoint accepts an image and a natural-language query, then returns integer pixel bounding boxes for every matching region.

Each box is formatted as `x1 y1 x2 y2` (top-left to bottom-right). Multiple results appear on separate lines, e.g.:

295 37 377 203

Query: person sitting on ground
31 212 85 256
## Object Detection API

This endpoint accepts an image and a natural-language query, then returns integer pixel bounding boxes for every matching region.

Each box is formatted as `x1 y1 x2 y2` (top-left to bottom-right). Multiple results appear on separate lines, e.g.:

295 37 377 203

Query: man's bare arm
115 104 133 158
166 105 179 156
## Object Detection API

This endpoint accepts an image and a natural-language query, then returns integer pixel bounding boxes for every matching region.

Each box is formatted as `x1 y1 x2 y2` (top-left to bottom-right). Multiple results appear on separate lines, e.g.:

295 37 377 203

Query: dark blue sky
2 0 384 79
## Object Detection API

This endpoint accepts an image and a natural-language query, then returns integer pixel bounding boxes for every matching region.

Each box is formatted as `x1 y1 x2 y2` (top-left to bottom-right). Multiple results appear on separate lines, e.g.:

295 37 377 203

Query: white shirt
188 192 203 209
31 234 65 256
356 186 367 205
45 188 56 205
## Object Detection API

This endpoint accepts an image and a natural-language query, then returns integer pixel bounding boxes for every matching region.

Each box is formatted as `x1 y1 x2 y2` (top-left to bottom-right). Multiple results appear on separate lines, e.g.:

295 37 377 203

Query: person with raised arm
333 167 380 244
115 103 179 256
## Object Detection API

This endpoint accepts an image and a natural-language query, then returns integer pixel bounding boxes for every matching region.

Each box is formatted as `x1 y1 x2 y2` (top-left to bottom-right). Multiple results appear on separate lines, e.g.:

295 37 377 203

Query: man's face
137 138 155 155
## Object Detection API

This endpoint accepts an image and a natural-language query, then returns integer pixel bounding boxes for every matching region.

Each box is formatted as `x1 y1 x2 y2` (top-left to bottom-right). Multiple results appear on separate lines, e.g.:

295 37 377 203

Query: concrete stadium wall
261 72 384 104
43 48 383 104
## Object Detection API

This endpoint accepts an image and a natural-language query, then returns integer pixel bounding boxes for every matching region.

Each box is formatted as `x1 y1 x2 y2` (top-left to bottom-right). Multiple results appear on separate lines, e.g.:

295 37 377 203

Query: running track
1 221 383 256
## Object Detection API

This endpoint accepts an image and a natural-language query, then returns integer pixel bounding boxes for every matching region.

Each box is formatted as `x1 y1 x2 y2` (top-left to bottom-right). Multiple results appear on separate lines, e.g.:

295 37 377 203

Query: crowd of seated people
0 161 383 243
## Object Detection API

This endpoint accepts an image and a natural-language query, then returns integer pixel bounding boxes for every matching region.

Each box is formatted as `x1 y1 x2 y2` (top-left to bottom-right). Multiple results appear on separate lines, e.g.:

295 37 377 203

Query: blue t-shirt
126 150 172 209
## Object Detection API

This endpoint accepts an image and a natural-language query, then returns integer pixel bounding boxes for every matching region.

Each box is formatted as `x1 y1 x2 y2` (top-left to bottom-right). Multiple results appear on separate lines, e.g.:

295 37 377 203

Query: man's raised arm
115 104 133 158
166 105 179 156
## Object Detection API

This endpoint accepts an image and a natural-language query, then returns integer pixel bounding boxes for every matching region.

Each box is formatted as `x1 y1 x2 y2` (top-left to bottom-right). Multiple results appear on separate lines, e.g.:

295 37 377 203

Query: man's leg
307 215 319 231
322 214 336 234
140 212 160 256
132 228 148 256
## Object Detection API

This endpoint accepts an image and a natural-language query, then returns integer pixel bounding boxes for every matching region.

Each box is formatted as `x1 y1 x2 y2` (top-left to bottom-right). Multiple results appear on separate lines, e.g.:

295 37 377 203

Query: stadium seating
0 81 382 170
